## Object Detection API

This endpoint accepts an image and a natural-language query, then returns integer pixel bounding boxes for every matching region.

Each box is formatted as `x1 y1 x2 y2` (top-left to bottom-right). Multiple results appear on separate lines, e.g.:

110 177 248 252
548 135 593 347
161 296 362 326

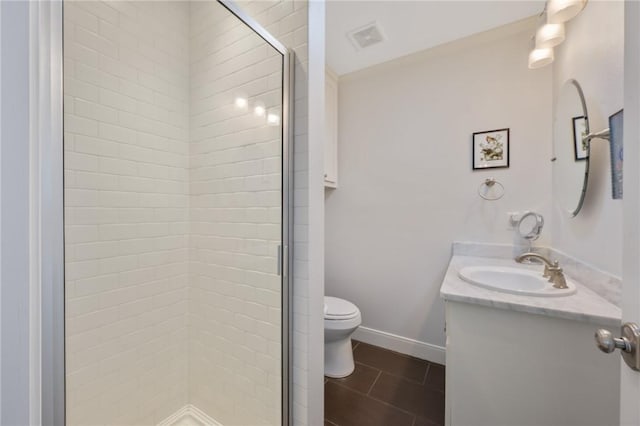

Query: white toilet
324 296 362 378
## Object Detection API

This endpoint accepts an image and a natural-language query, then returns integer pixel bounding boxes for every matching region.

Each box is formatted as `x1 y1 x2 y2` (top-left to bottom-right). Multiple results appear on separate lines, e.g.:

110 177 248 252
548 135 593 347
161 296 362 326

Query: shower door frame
39 1 294 424
218 1 295 424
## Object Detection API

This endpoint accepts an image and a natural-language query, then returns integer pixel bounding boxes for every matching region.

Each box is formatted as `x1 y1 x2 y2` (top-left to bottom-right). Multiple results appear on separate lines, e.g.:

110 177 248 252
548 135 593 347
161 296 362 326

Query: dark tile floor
324 341 445 426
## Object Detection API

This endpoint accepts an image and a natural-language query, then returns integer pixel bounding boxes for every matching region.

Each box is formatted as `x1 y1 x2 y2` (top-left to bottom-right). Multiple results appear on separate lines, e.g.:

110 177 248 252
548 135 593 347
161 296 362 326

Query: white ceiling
326 1 545 76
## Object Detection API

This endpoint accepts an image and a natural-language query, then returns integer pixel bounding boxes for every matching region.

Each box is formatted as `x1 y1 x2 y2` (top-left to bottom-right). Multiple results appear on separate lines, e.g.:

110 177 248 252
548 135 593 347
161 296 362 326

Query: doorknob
595 328 631 353
595 322 640 371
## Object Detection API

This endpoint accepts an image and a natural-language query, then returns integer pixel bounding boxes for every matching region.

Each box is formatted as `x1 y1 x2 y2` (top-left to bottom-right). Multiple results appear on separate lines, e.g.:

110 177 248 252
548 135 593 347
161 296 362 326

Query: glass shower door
188 2 288 424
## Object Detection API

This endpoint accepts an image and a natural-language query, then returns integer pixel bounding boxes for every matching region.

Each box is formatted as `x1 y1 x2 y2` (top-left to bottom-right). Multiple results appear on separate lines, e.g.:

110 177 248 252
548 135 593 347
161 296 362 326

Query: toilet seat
324 296 359 320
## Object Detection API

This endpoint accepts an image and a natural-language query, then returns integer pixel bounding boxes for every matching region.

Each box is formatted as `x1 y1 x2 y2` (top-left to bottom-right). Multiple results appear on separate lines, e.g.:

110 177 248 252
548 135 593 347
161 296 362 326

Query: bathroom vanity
440 245 621 426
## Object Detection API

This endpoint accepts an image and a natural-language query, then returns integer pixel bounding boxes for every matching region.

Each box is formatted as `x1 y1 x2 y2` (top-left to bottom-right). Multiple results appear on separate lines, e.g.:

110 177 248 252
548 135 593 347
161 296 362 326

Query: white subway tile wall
64 2 190 425
188 2 283 424
234 2 311 424
64 1 310 425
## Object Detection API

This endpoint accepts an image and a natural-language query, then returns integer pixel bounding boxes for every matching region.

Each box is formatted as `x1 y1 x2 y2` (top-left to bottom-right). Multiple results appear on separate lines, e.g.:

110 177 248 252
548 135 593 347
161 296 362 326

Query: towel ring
478 178 505 201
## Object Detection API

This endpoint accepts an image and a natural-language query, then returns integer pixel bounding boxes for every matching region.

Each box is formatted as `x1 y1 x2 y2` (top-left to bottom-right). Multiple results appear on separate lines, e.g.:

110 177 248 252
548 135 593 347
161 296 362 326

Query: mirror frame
564 79 591 217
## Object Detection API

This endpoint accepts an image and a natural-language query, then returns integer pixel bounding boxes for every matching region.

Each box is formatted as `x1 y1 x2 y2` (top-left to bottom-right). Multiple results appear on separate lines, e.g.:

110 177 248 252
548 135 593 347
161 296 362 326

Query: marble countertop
440 255 621 327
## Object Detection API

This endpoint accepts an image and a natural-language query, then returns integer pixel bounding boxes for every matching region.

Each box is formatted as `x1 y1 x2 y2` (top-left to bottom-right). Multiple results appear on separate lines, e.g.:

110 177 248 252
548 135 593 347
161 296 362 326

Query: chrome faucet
515 252 568 289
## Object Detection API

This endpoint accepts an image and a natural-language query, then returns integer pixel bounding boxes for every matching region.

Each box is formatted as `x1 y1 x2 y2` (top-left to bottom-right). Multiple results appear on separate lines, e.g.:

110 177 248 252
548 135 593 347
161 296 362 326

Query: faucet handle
547 260 561 271
549 267 569 289
542 261 560 278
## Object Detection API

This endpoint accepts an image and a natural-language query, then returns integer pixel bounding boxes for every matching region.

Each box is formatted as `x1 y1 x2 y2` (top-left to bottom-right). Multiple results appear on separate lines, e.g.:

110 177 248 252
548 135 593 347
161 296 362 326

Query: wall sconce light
528 0 586 69
547 0 587 24
536 22 565 48
528 47 555 69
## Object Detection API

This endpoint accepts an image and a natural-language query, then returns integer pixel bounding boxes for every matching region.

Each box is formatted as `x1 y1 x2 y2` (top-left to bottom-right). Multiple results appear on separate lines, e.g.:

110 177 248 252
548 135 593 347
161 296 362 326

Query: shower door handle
277 245 282 276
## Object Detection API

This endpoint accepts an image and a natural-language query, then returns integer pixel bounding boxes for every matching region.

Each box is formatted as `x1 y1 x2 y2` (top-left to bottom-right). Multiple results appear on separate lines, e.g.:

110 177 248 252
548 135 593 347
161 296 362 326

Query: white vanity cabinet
324 68 338 188
444 301 620 426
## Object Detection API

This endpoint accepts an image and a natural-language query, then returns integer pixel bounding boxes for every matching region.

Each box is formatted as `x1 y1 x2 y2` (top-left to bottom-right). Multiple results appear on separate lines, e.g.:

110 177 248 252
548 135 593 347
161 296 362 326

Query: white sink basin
458 266 577 297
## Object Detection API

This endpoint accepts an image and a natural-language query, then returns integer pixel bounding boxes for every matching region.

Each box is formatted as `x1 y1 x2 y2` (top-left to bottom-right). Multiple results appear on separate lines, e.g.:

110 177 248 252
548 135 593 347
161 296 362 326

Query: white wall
2 2 65 424
305 2 326 423
551 1 624 277
1 2 31 424
621 2 640 423
325 20 552 350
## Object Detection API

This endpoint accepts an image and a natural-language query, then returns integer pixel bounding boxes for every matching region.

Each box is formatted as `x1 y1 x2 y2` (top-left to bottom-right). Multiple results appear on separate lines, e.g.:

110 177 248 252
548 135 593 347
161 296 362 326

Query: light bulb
234 96 248 110
536 23 565 49
267 113 280 126
254 102 266 117
528 48 554 69
547 0 587 24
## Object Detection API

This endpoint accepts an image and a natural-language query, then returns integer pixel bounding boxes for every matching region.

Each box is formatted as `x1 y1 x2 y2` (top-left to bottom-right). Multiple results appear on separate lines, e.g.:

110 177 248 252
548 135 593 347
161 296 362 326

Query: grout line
329 381 417 419
355 360 426 386
422 363 431 385
355 360 444 395
366 370 382 396
366 393 419 419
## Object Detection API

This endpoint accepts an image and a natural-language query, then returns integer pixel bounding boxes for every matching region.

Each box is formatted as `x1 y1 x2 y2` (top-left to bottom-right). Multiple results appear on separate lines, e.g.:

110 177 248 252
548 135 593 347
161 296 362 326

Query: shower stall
63 1 292 424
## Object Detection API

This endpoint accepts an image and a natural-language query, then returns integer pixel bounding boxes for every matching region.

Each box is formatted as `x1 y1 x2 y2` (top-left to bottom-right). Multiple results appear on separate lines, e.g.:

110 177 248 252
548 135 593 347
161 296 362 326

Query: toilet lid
324 296 359 320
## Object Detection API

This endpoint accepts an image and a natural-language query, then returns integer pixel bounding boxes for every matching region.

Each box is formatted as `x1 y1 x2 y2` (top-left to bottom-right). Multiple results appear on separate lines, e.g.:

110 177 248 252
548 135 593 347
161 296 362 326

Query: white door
621 2 640 424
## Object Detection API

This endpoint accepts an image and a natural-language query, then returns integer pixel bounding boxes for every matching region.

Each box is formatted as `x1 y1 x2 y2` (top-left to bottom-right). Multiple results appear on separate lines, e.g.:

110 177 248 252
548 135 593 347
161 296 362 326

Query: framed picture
572 116 588 161
472 128 509 170
609 109 623 199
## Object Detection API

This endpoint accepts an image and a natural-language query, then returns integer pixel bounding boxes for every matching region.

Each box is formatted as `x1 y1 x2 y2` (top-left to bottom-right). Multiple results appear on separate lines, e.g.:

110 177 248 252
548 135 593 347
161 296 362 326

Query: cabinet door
325 69 338 188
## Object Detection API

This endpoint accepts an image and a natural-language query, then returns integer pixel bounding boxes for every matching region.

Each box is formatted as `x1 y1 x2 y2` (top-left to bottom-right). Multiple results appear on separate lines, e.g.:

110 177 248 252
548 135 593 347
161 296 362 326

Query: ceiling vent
347 22 385 50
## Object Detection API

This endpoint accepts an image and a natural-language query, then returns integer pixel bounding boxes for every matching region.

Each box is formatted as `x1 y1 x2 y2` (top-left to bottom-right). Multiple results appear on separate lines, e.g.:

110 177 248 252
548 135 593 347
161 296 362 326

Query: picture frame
609 109 623 199
472 128 509 170
572 116 588 161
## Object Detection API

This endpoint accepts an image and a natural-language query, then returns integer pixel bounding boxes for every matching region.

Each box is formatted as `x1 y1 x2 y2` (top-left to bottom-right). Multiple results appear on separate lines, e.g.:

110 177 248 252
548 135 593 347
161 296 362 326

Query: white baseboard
353 326 446 365
157 404 222 426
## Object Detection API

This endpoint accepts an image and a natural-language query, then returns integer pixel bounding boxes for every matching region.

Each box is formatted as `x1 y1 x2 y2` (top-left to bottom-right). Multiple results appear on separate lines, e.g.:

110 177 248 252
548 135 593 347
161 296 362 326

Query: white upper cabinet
325 68 338 188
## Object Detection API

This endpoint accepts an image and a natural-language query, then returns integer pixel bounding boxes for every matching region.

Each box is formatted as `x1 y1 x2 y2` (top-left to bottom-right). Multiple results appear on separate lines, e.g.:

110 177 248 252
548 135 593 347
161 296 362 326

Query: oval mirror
552 79 590 217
